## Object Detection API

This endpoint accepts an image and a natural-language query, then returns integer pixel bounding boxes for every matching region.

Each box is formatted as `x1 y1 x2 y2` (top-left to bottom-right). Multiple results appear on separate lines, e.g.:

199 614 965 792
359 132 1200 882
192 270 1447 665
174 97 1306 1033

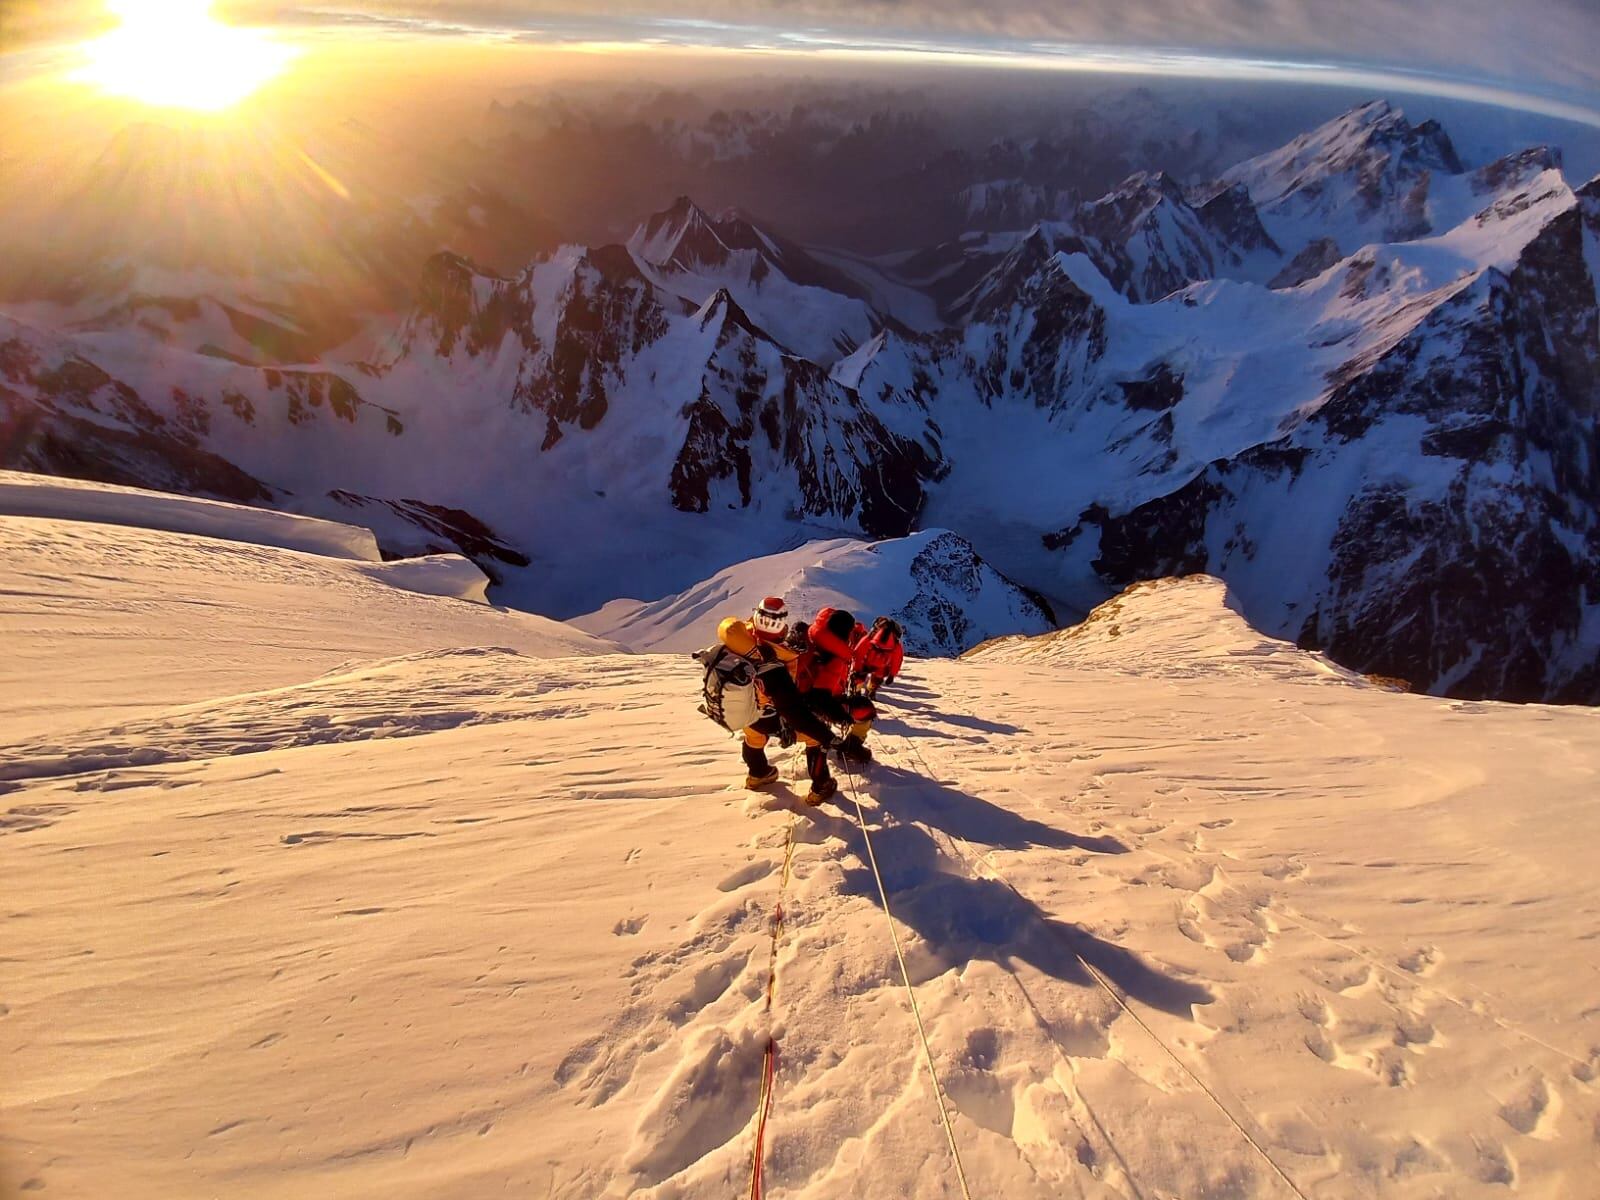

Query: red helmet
752 595 789 642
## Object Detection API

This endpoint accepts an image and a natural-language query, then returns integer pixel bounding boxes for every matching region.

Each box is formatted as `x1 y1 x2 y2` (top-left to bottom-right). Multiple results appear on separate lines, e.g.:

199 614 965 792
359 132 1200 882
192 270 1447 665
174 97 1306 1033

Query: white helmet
752 595 790 641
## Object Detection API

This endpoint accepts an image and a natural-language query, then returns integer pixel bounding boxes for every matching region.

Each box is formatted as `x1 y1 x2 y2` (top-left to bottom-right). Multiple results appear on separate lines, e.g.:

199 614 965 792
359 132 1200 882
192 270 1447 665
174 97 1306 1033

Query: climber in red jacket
798 606 877 764
851 617 905 697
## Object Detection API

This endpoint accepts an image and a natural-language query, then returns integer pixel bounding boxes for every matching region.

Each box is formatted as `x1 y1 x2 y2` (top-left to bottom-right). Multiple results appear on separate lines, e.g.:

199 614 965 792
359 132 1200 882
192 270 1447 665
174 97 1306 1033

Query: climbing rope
885 707 1310 1200
837 758 976 1200
745 802 799 1199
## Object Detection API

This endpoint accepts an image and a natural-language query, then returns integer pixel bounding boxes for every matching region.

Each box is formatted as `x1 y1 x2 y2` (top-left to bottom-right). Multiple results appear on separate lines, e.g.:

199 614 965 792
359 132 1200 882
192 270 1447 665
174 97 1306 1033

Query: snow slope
577 529 1054 656
0 513 613 743
5 531 1600 1198
0 469 382 562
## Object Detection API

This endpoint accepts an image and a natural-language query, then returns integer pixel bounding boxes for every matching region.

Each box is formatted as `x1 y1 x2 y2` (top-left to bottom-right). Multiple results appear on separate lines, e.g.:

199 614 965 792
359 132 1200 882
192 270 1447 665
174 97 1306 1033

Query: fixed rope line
870 734 1148 1200
886 716 1310 1200
746 801 800 1199
837 759 975 1200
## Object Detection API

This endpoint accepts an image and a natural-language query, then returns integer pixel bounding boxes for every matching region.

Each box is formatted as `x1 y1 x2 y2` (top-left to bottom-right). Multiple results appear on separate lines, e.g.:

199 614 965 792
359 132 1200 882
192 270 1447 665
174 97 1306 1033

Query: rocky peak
961 226 1062 321
413 251 510 358
703 208 775 256
1224 101 1465 212
694 287 768 344
1195 183 1280 255
629 196 734 272
1471 146 1564 196
1075 171 1189 239
1321 101 1460 172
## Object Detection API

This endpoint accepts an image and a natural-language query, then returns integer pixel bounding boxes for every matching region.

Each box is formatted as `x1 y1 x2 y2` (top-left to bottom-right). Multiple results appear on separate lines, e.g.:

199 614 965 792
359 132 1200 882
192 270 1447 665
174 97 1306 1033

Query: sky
2 1 1598 129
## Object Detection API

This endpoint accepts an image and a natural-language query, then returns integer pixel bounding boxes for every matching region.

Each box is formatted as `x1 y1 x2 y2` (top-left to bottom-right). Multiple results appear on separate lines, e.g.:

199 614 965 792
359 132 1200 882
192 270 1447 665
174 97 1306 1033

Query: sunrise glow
72 0 295 111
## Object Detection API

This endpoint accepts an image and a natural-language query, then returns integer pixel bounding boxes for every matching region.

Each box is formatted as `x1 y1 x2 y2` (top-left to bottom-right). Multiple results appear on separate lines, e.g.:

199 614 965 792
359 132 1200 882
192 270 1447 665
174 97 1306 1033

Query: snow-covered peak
1209 103 1578 267
575 529 1053 656
628 197 800 283
629 195 738 273
955 225 1067 320
623 196 881 364
1224 102 1463 210
1098 169 1189 215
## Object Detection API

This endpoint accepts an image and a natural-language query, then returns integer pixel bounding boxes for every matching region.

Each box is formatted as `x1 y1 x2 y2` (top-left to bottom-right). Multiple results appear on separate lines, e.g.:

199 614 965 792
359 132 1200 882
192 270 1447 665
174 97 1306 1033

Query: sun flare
73 0 295 112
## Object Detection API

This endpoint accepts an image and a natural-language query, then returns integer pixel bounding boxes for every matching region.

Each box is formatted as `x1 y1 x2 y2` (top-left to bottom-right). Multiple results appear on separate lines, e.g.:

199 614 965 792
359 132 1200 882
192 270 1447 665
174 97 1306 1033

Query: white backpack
694 644 763 732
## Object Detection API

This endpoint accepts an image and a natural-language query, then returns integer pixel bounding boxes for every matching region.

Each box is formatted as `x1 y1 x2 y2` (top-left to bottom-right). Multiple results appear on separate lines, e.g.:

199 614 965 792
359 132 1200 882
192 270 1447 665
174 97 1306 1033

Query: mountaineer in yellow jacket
717 596 848 805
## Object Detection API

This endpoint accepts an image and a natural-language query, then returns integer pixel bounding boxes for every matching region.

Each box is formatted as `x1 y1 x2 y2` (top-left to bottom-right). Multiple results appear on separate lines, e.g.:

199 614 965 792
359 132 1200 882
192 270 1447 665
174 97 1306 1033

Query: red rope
748 1038 778 1198
746 816 798 1198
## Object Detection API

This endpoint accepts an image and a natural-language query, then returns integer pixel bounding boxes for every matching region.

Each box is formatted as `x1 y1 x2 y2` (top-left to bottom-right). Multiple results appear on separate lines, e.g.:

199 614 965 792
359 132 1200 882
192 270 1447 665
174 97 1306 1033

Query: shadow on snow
794 765 1213 1020
874 696 1026 738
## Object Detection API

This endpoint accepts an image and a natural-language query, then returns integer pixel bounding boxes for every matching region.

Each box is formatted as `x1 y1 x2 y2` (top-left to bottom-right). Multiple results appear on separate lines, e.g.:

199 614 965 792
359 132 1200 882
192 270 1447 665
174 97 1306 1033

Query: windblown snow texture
7 528 1600 1197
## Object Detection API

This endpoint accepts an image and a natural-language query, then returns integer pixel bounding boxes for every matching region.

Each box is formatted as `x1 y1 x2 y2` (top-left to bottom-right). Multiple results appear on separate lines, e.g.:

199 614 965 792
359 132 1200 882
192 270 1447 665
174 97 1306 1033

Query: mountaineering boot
745 765 781 790
805 775 839 807
835 734 872 764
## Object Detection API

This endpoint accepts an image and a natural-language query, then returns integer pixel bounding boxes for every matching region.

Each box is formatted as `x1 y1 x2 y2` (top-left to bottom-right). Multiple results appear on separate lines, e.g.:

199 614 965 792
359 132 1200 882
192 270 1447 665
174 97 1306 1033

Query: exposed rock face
1196 183 1281 257
409 246 673 444
327 490 532 583
1074 190 1600 702
513 249 671 439
406 245 946 537
964 234 1109 410
1270 238 1344 288
1066 172 1248 302
2 332 274 503
667 291 941 537
894 530 1056 655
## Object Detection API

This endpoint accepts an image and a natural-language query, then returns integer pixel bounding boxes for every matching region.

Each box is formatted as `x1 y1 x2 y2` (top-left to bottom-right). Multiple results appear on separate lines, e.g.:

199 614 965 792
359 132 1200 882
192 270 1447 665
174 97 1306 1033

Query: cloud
245 0 1600 96
7 0 1597 127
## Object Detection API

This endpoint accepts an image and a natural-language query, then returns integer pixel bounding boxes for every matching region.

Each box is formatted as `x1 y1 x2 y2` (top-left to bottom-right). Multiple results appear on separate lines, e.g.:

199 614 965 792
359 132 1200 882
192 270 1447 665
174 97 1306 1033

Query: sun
73 1 295 112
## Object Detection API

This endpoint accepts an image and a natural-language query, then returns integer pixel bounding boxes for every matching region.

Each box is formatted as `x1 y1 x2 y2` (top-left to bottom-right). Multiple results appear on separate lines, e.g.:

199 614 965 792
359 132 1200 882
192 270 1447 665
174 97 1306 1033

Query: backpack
694 644 763 732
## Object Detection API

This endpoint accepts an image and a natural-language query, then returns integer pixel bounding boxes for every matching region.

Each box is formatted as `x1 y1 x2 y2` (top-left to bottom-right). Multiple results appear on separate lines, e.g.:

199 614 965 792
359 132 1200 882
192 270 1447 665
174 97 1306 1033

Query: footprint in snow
1472 1140 1517 1185
1498 1074 1561 1138
1398 944 1442 976
716 861 773 892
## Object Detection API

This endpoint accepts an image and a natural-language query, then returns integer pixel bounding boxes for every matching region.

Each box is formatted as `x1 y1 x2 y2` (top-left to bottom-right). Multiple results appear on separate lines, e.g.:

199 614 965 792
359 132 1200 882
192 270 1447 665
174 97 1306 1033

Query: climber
799 606 876 764
850 617 905 697
707 596 849 805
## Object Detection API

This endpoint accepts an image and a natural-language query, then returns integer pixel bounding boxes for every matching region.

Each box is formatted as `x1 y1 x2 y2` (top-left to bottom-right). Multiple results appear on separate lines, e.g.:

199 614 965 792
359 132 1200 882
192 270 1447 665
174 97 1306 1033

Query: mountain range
3 100 1598 701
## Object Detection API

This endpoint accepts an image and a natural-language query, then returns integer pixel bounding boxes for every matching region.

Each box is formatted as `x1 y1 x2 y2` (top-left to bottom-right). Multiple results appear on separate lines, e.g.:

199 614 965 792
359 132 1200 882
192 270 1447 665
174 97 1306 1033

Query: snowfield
0 496 612 744
0 469 385 562
4 514 1600 1198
